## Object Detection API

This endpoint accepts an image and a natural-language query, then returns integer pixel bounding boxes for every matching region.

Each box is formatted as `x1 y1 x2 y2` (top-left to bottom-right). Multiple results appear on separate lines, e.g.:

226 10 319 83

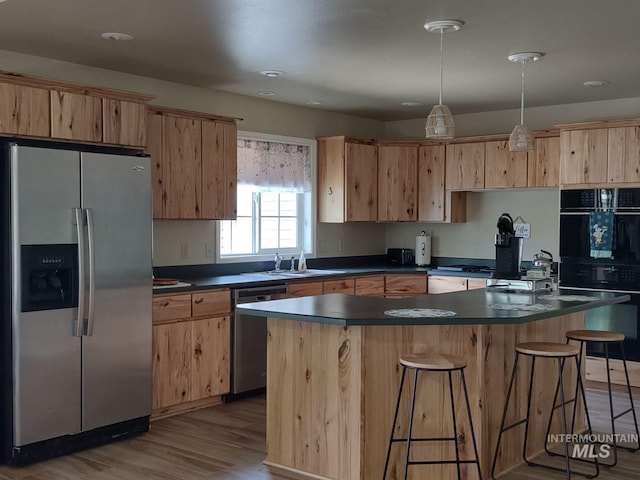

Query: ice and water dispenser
21 244 78 312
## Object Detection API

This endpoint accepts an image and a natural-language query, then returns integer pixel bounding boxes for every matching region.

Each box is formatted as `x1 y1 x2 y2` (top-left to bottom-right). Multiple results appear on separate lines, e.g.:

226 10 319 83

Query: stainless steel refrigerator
0 141 152 465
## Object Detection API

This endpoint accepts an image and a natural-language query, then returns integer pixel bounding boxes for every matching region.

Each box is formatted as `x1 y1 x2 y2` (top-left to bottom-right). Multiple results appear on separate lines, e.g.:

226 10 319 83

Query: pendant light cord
520 60 526 125
438 28 444 106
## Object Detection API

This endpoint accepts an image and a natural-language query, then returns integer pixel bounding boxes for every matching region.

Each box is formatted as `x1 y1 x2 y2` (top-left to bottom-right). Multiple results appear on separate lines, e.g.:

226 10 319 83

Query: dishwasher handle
233 285 288 304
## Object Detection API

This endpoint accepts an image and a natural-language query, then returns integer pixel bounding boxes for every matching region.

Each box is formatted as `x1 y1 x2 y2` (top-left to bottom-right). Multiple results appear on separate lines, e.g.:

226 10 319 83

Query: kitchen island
237 288 629 480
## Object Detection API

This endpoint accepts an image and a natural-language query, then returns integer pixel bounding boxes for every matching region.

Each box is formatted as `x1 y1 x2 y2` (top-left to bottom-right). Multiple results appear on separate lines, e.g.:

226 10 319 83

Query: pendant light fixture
507 52 543 152
424 19 464 140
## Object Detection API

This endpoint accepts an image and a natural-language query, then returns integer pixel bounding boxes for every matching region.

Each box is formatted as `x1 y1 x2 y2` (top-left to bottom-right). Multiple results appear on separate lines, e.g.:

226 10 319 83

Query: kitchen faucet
290 255 296 271
275 253 283 271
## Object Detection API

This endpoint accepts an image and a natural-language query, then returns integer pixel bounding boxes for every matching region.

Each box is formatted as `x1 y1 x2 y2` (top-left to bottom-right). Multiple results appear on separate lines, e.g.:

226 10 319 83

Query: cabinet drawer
355 275 385 296
288 281 324 297
385 274 427 294
192 289 230 317
428 275 467 293
153 294 192 322
323 278 355 294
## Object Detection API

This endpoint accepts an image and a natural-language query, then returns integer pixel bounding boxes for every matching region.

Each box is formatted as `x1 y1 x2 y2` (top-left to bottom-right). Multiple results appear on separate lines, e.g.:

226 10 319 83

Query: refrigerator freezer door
80 152 152 430
11 146 82 445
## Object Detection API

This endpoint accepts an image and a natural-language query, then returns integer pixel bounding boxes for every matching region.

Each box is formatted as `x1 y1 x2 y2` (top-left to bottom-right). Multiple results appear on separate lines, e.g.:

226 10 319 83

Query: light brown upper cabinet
559 120 640 187
377 143 418 221
102 99 147 147
560 128 608 185
417 145 445 221
50 90 103 143
0 82 50 137
528 136 560 188
607 126 640 184
484 140 528 189
445 142 485 190
147 107 238 220
0 71 152 147
318 136 378 222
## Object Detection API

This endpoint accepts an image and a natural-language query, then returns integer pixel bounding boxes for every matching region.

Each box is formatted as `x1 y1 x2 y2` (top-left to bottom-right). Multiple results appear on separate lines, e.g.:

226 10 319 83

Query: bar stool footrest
407 460 481 466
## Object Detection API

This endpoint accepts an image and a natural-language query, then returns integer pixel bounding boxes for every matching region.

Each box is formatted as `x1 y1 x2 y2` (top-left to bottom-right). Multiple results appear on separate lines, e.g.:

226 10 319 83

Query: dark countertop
234 288 629 326
151 266 495 294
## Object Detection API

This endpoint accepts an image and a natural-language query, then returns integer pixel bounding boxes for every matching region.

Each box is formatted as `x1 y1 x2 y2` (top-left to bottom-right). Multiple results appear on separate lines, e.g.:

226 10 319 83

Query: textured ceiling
0 0 639 121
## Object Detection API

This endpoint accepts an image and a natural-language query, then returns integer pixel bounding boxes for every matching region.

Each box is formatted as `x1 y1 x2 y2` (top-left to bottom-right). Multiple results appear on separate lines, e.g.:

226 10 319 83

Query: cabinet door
0 82 50 137
445 142 485 190
485 140 528 189
355 275 385 296
50 90 102 142
163 117 202 219
378 145 417 221
288 281 324 297
318 137 346 223
428 275 467 293
202 120 238 219
146 113 164 219
607 126 640 184
323 278 355 294
152 322 192 408
560 129 608 185
191 316 230 400
102 99 146 147
418 145 445 221
528 136 560 188
345 142 378 221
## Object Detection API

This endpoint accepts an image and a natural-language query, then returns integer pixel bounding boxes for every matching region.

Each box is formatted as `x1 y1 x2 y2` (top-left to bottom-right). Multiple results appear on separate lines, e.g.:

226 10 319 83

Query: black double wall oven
560 188 640 361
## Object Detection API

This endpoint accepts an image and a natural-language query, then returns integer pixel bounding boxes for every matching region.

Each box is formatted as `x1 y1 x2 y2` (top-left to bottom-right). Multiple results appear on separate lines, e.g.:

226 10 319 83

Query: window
218 132 315 261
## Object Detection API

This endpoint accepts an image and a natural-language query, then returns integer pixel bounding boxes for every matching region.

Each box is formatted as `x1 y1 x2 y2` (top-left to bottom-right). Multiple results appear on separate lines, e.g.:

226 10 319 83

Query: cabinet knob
328 187 333 196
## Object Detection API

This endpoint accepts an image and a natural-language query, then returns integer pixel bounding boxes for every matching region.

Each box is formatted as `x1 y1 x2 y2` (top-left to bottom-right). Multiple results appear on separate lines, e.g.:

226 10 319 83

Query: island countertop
235 287 629 326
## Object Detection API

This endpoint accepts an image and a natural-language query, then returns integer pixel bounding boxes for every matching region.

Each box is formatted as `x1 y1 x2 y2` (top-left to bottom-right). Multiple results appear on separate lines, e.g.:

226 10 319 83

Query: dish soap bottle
298 251 307 272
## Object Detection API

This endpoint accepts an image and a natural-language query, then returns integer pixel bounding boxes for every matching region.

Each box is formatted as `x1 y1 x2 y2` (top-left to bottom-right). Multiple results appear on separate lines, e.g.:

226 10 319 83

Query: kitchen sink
245 269 346 278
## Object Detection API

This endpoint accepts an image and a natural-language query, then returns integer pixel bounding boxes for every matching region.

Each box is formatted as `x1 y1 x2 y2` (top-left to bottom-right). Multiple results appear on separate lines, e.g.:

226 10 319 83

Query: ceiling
1 0 639 121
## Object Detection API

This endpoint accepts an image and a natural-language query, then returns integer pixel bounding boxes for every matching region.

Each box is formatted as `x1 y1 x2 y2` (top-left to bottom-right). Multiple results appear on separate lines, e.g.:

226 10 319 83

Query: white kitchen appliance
415 231 431 266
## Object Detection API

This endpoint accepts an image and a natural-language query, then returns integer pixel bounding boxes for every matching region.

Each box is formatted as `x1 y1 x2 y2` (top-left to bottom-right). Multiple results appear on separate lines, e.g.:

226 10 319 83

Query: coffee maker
494 213 522 279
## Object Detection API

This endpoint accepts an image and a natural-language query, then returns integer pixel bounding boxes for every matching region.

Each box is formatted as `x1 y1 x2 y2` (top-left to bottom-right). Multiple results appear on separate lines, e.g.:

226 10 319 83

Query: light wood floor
0 390 638 480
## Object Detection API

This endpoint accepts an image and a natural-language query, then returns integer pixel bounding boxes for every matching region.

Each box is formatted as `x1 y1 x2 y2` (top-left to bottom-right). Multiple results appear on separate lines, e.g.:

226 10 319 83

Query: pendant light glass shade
424 20 463 140
507 52 543 152
425 104 455 139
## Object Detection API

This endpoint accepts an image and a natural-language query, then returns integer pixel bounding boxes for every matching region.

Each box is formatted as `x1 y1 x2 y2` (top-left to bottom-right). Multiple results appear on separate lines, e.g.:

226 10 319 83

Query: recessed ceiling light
101 32 134 41
401 102 421 107
258 91 275 96
306 100 323 105
583 80 610 87
260 70 284 78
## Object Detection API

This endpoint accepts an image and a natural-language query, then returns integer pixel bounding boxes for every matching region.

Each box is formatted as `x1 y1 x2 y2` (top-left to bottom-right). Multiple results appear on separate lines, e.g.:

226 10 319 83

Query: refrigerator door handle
86 208 96 336
74 208 86 337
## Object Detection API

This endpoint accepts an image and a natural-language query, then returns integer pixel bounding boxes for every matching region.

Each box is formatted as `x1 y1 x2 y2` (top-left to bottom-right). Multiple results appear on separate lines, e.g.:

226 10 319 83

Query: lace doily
537 295 597 302
488 303 558 312
384 308 457 318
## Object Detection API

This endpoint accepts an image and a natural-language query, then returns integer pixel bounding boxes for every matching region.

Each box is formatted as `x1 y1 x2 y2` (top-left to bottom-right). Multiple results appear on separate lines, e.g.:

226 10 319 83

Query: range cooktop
436 265 495 274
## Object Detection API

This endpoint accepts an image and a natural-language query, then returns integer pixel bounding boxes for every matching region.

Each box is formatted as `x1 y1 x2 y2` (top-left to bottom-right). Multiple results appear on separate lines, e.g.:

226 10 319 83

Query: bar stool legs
546 332 640 468
382 354 482 480
490 343 599 480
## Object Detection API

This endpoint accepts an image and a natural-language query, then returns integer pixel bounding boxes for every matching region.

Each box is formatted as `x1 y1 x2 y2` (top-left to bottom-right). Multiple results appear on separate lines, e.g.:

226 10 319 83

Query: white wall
0 49 388 266
6 49 640 266
385 191 559 263
384 98 640 262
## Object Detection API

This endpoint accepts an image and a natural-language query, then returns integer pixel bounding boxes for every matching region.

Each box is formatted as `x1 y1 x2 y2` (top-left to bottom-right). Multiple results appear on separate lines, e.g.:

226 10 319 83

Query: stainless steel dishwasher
226 284 288 401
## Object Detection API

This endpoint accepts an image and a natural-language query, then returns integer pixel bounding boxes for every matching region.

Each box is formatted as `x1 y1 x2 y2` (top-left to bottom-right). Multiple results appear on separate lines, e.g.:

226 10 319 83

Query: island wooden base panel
266 313 586 480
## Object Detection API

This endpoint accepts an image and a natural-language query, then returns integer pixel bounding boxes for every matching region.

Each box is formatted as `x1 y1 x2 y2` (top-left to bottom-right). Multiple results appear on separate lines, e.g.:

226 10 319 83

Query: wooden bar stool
490 342 599 480
381 353 482 480
546 329 640 467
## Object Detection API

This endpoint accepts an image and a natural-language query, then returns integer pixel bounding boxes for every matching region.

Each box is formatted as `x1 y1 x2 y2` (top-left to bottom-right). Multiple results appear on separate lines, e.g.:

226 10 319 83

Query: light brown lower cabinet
355 275 385 296
384 274 427 298
428 274 487 293
152 289 230 419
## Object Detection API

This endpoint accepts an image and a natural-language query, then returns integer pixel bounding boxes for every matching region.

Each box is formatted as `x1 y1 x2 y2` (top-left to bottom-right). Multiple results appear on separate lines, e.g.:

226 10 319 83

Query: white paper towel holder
415 230 431 266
